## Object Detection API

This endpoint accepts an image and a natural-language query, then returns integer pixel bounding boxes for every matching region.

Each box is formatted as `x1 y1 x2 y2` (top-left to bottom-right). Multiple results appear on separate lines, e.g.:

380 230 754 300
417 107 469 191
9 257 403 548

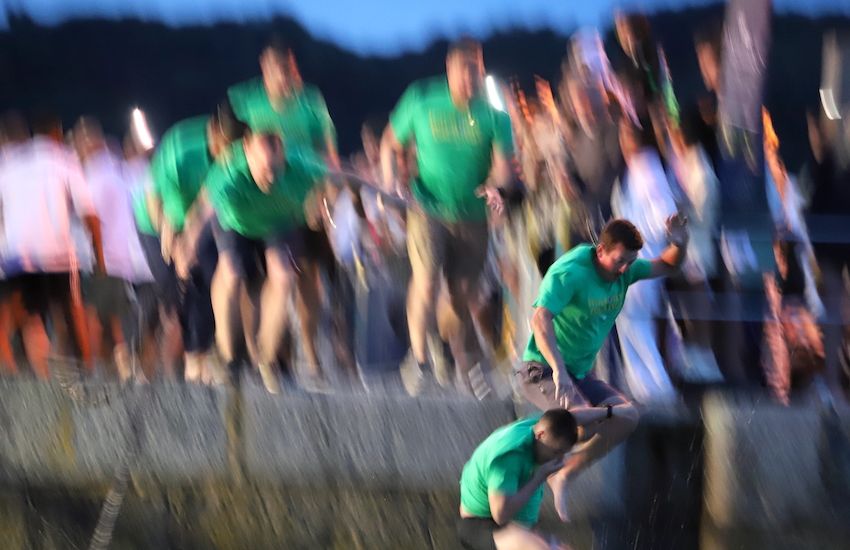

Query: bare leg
0 302 18 374
66 276 92 370
240 283 260 365
549 397 639 522
406 213 440 368
21 314 50 380
437 284 476 394
295 261 322 380
257 249 293 366
493 523 567 550
211 255 243 365
159 307 183 380
407 270 438 367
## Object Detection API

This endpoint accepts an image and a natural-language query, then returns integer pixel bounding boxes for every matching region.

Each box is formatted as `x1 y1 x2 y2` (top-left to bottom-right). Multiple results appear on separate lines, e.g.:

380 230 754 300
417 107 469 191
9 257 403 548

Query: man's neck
449 85 470 109
590 247 615 282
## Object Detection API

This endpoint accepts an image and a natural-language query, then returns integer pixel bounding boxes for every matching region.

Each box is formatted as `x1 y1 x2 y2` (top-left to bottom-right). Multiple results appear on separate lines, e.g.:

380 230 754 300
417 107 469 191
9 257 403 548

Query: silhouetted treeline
1 5 849 169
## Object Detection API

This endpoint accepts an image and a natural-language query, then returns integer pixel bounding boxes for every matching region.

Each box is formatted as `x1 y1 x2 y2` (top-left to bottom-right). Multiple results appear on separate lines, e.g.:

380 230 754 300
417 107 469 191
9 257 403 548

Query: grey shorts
516 361 627 409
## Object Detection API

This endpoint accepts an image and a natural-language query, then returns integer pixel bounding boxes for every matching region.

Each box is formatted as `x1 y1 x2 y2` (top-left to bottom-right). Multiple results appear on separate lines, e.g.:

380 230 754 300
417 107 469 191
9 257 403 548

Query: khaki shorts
407 210 489 288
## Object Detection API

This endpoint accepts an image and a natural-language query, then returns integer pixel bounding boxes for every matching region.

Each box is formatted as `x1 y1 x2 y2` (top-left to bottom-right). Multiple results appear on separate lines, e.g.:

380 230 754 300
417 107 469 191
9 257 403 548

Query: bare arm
531 307 566 374
568 405 634 427
530 307 579 406
489 457 563 526
648 242 687 278
380 126 409 195
324 131 341 171
648 214 689 278
83 215 105 274
486 147 511 190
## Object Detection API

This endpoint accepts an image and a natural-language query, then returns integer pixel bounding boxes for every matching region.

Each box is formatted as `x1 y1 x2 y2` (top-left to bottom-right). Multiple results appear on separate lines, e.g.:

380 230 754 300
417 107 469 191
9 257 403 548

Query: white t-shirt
83 150 153 282
0 137 96 275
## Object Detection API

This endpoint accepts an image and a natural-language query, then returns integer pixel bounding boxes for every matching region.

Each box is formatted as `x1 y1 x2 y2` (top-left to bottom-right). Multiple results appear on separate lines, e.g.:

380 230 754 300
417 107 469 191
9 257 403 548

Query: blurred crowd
0 10 848 407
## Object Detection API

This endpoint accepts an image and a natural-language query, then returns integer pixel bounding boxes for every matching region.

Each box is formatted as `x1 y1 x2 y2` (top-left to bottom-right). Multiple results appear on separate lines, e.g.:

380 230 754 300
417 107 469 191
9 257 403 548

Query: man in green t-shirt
518 216 688 522
133 103 246 383
227 42 339 166
206 129 329 393
381 38 514 394
227 42 359 382
459 408 626 549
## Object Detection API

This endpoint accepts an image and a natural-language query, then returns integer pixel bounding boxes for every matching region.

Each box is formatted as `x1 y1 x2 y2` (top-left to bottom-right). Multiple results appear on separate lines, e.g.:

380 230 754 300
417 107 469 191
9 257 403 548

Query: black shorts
517 361 627 409
6 273 73 315
82 275 130 320
212 217 307 281
137 229 180 310
456 517 500 550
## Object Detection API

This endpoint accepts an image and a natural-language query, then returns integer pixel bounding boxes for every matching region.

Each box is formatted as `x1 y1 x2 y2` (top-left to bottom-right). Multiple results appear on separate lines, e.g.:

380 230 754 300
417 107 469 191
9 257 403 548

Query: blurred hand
552 367 582 409
160 222 175 261
665 213 689 248
172 240 194 280
476 185 504 215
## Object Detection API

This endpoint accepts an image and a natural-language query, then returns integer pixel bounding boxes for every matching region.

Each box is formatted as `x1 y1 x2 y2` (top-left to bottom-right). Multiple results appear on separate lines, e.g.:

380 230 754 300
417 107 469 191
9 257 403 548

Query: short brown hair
448 37 482 60
600 219 643 252
539 409 578 448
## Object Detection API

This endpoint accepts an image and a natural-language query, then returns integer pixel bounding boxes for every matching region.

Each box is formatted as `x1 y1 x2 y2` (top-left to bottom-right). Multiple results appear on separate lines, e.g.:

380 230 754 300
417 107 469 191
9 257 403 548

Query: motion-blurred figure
228 41 356 382
518 216 687 521
611 120 679 402
0 113 103 378
381 38 513 395
134 105 243 383
207 129 334 393
73 117 153 382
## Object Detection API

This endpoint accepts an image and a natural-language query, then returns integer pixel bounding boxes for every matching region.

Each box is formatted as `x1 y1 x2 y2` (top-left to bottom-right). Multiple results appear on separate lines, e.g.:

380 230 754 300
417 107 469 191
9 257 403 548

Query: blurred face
696 43 720 92
361 126 379 163
568 79 593 124
446 49 484 103
595 242 639 281
244 133 284 191
260 48 292 100
618 121 641 162
615 15 636 59
533 425 574 464
669 125 687 159
74 120 105 160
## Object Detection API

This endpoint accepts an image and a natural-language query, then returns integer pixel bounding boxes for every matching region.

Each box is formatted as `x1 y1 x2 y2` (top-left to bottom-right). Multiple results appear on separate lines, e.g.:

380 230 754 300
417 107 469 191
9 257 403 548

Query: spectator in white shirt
0 113 104 377
74 117 152 381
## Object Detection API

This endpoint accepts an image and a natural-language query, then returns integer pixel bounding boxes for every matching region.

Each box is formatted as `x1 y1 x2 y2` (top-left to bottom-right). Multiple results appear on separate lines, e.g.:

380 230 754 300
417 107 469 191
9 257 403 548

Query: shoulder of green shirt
207 141 248 190
227 78 264 103
625 257 653 284
167 116 210 143
300 83 327 104
285 147 328 180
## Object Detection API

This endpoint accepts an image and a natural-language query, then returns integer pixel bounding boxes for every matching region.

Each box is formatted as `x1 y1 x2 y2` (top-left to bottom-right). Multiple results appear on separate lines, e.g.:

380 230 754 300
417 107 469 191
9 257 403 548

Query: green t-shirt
460 415 544 527
523 244 653 379
206 142 326 239
389 76 514 222
228 79 336 153
148 116 214 232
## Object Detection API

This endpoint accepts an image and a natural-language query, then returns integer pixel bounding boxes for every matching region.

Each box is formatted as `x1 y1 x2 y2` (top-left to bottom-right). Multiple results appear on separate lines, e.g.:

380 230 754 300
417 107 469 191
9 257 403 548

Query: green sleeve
149 144 185 230
492 109 515 157
487 454 523 497
389 84 419 144
625 258 653 285
309 90 337 151
204 162 230 211
532 270 575 316
227 81 252 121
